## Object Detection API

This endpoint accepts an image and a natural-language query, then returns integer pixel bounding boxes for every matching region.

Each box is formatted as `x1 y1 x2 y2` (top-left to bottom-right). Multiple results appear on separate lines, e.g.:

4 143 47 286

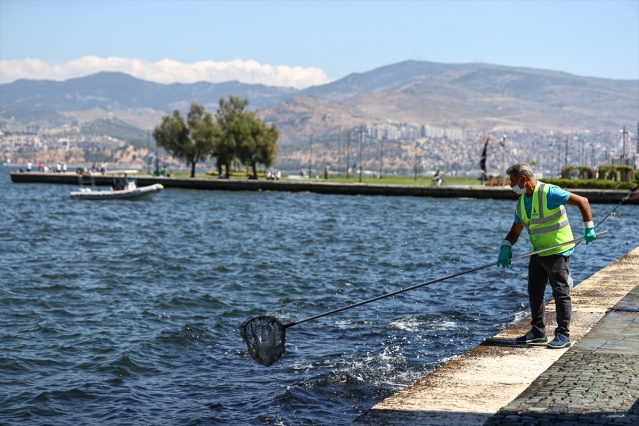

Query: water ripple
1 168 638 425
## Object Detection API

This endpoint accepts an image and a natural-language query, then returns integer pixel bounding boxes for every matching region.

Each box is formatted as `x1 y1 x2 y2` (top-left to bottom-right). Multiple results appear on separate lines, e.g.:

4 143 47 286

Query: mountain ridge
1 60 637 144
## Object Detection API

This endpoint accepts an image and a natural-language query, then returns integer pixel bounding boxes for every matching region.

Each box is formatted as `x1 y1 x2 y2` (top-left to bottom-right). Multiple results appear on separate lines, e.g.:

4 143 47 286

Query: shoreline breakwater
9 172 638 204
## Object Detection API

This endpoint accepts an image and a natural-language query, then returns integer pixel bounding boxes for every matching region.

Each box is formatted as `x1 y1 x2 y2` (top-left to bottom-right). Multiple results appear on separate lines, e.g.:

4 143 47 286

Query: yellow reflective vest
516 182 574 256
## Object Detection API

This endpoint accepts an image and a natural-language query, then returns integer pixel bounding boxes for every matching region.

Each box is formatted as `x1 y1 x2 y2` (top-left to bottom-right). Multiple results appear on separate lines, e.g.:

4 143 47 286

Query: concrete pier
353 246 639 425
9 172 638 204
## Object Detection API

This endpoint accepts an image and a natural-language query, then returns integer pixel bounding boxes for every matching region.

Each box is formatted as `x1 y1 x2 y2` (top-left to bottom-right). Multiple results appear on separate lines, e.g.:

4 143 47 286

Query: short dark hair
506 163 535 179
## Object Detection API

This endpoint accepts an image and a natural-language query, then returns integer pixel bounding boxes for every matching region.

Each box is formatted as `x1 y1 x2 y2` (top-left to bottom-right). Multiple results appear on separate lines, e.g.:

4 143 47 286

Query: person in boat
113 178 124 190
113 174 129 191
496 162 596 350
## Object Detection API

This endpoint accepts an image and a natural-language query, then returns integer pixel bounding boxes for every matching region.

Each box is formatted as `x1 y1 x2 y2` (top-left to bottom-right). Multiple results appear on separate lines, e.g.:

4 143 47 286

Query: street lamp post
359 126 364 183
621 126 628 165
636 122 639 170
346 131 351 180
501 135 507 186
620 126 628 181
414 140 418 180
153 129 159 175
146 130 151 174
337 134 341 178
378 138 384 179
636 122 639 171
308 136 312 179
557 144 561 177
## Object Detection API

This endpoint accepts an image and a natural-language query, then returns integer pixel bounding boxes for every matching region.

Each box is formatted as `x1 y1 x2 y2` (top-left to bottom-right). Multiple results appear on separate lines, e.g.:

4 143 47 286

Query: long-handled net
594 185 638 229
240 316 288 367
240 232 608 367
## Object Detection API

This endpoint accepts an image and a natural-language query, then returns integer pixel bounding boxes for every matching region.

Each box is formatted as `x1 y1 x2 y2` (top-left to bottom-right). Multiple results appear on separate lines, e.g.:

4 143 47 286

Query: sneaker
547 333 571 349
515 329 548 344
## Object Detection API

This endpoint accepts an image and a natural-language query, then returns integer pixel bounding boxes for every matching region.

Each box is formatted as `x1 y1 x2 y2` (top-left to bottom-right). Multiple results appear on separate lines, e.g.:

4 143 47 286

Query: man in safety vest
497 163 596 349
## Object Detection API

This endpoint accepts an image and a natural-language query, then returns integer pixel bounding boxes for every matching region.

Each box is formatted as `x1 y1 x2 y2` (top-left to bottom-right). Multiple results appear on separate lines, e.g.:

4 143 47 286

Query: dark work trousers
528 253 572 337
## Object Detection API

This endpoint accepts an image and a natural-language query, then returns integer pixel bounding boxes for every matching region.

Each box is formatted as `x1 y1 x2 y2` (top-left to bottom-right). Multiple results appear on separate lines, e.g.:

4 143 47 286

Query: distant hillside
1 106 69 129
0 71 296 113
1 61 637 171
72 118 152 149
283 60 638 135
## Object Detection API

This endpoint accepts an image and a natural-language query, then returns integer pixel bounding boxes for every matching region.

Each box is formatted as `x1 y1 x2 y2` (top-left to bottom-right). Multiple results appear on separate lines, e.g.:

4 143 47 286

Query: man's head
506 163 536 194
506 163 535 180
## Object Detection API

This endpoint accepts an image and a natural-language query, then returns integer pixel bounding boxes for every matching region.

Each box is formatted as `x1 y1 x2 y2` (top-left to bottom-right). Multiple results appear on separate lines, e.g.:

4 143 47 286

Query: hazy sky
1 0 638 88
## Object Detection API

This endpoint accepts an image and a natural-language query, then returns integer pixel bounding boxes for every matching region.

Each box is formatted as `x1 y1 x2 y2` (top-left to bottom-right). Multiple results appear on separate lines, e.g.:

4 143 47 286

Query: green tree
215 96 279 179
153 103 218 178
233 111 279 179
248 119 279 178
214 96 247 177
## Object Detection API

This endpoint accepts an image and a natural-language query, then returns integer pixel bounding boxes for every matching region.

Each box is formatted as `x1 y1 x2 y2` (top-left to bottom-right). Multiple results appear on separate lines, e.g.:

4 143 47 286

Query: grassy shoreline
165 171 637 190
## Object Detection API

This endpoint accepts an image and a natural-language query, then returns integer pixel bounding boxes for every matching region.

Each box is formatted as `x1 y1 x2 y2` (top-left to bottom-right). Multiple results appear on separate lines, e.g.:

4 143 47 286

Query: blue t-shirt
514 184 574 256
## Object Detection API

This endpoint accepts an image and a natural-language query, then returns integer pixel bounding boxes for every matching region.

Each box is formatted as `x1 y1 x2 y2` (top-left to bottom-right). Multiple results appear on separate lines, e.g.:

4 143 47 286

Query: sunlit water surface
1 166 637 425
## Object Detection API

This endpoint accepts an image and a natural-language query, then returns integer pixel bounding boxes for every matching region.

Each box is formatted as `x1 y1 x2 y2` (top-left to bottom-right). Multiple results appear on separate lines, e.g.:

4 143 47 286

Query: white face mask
512 177 526 195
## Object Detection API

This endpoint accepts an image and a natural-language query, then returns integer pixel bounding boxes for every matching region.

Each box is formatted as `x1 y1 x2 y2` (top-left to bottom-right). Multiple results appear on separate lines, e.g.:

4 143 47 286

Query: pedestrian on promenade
497 162 596 349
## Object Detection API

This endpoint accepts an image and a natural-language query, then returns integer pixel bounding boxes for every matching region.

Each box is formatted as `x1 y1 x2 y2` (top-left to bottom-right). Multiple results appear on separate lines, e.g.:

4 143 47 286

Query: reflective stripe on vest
516 182 574 256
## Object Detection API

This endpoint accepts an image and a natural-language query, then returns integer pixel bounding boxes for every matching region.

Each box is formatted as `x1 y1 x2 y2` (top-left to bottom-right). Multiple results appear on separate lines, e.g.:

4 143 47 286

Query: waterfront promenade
353 246 639 425
9 172 639 204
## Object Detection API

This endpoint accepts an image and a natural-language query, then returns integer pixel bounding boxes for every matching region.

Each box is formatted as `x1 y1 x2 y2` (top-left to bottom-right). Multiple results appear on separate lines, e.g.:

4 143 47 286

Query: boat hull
70 184 164 201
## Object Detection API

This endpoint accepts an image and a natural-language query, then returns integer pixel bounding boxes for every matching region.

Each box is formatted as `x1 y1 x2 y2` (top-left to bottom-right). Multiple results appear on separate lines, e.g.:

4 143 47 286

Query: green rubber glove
584 221 596 244
497 245 512 268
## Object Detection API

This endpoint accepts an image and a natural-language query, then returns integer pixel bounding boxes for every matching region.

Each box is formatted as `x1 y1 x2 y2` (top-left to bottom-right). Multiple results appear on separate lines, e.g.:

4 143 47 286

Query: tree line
153 96 279 178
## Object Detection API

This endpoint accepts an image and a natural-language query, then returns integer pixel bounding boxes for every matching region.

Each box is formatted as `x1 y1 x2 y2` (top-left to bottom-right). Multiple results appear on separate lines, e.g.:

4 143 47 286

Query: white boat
70 176 163 201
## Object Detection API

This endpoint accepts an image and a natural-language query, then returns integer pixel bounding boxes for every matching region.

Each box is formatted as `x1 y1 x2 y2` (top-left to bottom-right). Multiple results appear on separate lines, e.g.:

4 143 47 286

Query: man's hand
497 245 512 268
584 221 596 244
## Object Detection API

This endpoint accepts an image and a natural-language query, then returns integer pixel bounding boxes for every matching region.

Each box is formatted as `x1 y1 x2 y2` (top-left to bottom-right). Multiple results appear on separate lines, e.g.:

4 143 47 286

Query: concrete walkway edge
353 246 639 425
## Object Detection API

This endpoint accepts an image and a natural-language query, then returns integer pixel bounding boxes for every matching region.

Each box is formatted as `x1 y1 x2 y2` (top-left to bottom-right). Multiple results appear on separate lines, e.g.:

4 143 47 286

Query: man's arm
567 193 593 222
497 223 524 268
504 223 524 246
567 193 596 243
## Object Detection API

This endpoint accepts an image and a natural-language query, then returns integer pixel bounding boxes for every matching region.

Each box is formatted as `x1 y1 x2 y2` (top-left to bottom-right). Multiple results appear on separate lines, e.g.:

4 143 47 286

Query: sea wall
9 171 638 204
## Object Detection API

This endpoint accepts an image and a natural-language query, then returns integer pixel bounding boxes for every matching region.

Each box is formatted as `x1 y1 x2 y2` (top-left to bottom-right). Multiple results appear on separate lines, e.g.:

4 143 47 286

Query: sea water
1 166 637 425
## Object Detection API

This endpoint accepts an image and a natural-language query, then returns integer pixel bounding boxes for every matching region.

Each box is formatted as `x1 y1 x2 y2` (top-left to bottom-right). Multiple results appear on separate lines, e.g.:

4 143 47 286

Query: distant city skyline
1 0 638 88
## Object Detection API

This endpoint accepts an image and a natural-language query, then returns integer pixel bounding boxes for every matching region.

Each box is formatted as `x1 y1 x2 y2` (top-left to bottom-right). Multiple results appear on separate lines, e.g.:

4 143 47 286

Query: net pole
285 232 607 328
